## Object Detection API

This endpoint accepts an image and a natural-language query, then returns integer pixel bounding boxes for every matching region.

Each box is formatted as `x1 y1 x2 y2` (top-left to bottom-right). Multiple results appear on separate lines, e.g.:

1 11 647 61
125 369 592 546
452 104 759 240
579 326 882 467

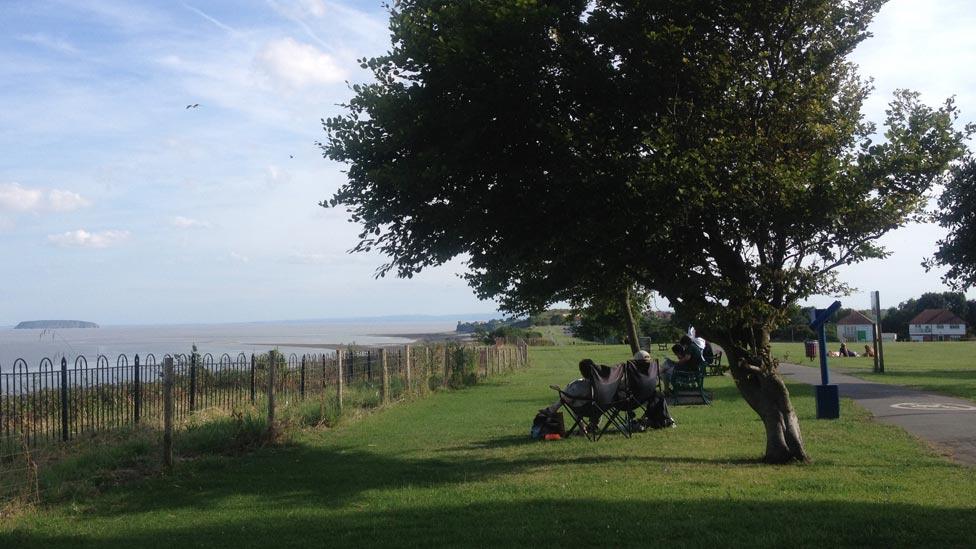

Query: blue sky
1 0 974 325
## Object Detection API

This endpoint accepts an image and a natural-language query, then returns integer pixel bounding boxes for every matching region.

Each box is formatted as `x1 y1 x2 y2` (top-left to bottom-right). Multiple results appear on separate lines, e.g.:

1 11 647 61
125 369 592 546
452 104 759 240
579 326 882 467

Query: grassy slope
771 341 976 402
3 345 975 548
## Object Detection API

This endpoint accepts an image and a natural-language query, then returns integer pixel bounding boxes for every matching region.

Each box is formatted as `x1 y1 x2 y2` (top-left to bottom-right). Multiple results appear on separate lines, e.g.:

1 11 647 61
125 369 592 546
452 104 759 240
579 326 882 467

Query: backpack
530 408 565 440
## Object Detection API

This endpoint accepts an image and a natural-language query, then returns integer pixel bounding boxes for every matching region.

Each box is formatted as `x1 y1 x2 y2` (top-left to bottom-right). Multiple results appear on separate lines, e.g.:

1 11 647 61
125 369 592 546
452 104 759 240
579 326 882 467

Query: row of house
837 309 967 343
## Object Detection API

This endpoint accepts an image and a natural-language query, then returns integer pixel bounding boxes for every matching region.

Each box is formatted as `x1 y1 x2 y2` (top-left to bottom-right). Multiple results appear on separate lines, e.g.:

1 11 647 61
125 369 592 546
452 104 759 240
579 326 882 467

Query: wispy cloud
182 3 238 35
0 183 90 213
265 164 292 185
48 229 129 249
17 33 80 55
229 251 250 263
171 215 212 229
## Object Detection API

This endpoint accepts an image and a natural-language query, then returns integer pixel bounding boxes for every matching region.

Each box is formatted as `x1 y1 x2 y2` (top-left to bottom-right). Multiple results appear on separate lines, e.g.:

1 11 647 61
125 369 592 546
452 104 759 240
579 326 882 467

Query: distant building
909 309 967 342
836 311 875 343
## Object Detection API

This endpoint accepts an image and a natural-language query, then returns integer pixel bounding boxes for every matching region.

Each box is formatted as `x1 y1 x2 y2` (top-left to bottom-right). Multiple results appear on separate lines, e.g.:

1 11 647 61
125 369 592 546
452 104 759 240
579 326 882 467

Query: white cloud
0 183 91 213
253 37 346 90
286 251 329 264
171 215 212 229
0 183 43 212
48 229 130 249
265 164 292 185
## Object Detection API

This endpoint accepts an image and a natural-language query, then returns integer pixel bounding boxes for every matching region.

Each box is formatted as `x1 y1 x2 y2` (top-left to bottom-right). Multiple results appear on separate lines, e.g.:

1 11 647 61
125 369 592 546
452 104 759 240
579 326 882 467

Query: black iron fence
1 342 528 507
1 343 528 450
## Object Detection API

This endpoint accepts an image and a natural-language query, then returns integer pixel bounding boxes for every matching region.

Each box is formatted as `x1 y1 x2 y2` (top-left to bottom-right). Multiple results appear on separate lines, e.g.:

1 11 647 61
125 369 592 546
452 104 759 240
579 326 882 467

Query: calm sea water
0 320 457 371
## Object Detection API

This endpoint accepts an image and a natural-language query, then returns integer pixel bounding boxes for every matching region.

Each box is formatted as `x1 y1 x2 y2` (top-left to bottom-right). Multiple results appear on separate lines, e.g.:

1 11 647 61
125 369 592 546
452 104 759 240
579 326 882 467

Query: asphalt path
779 362 976 466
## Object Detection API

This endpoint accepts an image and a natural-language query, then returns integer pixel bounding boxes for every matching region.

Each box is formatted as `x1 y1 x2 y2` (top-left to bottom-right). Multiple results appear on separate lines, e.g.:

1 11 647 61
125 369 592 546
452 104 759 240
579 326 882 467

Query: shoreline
251 331 469 350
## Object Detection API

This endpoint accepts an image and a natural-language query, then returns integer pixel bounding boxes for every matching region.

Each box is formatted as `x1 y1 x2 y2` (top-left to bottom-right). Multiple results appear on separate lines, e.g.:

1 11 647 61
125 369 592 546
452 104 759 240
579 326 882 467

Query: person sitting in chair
662 335 703 387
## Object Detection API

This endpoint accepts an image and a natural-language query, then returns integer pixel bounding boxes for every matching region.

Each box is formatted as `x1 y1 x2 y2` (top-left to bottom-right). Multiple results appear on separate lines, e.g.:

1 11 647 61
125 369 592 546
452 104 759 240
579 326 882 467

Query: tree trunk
722 328 809 464
619 288 641 355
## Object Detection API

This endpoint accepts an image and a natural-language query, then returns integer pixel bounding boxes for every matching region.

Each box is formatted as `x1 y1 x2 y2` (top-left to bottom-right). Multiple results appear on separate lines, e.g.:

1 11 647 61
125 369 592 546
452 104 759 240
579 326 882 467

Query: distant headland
14 320 99 329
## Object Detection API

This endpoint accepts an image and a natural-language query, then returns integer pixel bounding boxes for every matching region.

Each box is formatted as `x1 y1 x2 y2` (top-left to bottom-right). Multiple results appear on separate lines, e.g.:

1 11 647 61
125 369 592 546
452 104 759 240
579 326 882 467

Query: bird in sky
289 155 294 159
186 103 200 109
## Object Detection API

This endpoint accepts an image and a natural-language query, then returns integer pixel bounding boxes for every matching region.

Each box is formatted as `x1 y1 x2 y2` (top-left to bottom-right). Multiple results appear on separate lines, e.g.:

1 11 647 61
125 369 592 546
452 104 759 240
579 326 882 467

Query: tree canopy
321 0 969 462
926 157 976 291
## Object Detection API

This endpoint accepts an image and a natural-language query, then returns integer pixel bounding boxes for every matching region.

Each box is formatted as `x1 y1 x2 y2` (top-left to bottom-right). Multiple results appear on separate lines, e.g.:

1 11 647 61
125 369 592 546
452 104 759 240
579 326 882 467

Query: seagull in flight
186 103 200 109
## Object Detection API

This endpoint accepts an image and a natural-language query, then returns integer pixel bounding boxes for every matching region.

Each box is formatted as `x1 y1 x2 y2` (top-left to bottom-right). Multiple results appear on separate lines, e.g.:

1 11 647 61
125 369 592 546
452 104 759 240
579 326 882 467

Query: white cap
634 350 651 360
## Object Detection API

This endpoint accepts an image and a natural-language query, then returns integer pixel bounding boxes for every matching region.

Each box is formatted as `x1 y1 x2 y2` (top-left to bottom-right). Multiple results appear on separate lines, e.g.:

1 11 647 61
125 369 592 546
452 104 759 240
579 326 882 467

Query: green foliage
321 0 969 359
927 156 976 290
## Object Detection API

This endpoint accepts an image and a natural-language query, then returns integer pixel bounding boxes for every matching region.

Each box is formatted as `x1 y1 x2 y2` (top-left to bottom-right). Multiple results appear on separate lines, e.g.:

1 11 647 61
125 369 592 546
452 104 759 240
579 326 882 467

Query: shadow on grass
7 495 974 548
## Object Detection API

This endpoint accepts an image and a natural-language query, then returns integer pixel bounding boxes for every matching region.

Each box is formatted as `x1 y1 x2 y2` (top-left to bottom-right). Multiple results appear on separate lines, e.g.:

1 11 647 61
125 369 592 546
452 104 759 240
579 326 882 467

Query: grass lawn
531 324 593 345
3 345 975 547
771 341 976 402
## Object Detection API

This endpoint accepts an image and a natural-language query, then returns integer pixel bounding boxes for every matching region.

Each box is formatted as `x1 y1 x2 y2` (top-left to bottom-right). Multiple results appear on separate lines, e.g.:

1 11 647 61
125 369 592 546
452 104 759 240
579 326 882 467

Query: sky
1 0 974 325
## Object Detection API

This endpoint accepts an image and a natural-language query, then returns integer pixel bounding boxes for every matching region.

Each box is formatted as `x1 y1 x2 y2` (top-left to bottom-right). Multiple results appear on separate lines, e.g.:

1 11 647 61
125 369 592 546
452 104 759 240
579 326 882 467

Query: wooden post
442 345 449 387
267 351 276 434
380 348 390 404
336 349 343 414
162 357 174 471
405 345 412 395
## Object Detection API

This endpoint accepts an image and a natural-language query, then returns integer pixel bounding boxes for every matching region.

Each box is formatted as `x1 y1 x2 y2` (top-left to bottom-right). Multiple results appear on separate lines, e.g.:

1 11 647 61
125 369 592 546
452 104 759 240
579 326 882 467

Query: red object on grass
544 433 562 441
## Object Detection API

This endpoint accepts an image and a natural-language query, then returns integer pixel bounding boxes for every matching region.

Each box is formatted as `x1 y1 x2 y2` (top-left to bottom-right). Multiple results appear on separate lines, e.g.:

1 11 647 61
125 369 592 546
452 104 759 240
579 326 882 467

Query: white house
836 310 875 343
909 309 967 342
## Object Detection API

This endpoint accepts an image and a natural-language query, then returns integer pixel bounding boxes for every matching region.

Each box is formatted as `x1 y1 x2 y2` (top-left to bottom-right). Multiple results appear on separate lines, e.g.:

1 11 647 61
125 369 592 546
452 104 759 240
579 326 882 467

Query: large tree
321 0 968 462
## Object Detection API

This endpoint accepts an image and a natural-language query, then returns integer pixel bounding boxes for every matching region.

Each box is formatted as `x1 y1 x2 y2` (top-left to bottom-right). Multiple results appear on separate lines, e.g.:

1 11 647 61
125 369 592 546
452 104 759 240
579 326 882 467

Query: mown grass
771 341 976 402
3 344 975 547
531 325 593 345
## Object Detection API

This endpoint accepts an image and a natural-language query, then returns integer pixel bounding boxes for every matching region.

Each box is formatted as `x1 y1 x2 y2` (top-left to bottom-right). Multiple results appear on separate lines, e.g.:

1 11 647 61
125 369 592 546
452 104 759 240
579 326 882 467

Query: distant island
14 320 99 329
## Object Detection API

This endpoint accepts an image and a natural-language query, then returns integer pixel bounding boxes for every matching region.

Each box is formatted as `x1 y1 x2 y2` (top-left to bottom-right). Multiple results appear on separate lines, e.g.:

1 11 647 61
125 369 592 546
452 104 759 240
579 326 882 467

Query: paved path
779 362 976 466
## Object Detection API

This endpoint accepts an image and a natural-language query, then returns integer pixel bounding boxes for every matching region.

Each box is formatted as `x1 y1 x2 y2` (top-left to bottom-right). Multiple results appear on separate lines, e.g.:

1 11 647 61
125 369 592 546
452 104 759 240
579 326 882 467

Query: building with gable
909 309 967 341
836 310 876 343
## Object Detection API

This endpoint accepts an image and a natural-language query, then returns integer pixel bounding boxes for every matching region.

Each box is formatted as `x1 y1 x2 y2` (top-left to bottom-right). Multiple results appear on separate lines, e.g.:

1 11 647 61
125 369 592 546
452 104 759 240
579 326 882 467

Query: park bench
657 342 670 352
706 350 726 376
668 359 711 405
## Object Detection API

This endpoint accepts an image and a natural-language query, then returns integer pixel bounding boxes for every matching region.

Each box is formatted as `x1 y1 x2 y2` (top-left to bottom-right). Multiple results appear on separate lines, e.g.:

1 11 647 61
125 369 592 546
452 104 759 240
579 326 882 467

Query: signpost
871 291 885 373
809 300 842 419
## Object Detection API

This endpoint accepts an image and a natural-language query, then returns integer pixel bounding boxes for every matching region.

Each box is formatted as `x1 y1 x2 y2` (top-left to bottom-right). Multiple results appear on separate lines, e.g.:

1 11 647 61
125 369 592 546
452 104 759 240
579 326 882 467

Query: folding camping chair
550 362 631 441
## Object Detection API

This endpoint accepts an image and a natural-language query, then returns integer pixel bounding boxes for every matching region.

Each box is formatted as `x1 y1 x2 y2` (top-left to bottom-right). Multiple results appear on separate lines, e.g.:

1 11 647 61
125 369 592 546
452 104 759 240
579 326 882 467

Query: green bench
668 358 711 405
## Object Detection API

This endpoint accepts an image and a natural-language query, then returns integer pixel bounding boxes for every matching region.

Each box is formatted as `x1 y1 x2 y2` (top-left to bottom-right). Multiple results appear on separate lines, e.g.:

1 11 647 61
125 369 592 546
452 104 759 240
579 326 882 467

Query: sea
0 319 461 372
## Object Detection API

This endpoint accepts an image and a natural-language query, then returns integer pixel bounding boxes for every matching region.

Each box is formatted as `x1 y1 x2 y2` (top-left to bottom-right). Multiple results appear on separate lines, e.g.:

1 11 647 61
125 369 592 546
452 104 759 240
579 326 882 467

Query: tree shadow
7 496 974 548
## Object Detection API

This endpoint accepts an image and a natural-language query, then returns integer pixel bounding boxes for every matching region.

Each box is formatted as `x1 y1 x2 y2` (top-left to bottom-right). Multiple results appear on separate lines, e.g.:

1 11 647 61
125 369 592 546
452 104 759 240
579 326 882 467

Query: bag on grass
530 408 566 440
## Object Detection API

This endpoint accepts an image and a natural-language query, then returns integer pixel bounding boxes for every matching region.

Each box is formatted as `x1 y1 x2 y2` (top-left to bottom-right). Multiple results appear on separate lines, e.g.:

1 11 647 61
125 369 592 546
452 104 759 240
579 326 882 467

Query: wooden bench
657 342 670 352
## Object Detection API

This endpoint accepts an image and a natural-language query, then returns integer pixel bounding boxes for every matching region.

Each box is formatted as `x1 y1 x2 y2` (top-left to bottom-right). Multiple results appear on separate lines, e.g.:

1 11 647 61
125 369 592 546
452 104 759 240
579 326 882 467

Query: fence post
267 351 277 434
300 355 306 400
380 348 390 405
163 357 174 471
482 348 488 378
405 345 412 395
189 352 197 412
443 345 450 387
336 349 344 414
249 354 256 404
60 357 69 442
134 354 142 424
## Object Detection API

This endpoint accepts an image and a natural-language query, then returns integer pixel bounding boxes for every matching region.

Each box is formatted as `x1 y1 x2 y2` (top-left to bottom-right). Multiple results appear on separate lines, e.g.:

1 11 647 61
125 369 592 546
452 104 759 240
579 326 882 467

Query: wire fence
0 341 528 508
